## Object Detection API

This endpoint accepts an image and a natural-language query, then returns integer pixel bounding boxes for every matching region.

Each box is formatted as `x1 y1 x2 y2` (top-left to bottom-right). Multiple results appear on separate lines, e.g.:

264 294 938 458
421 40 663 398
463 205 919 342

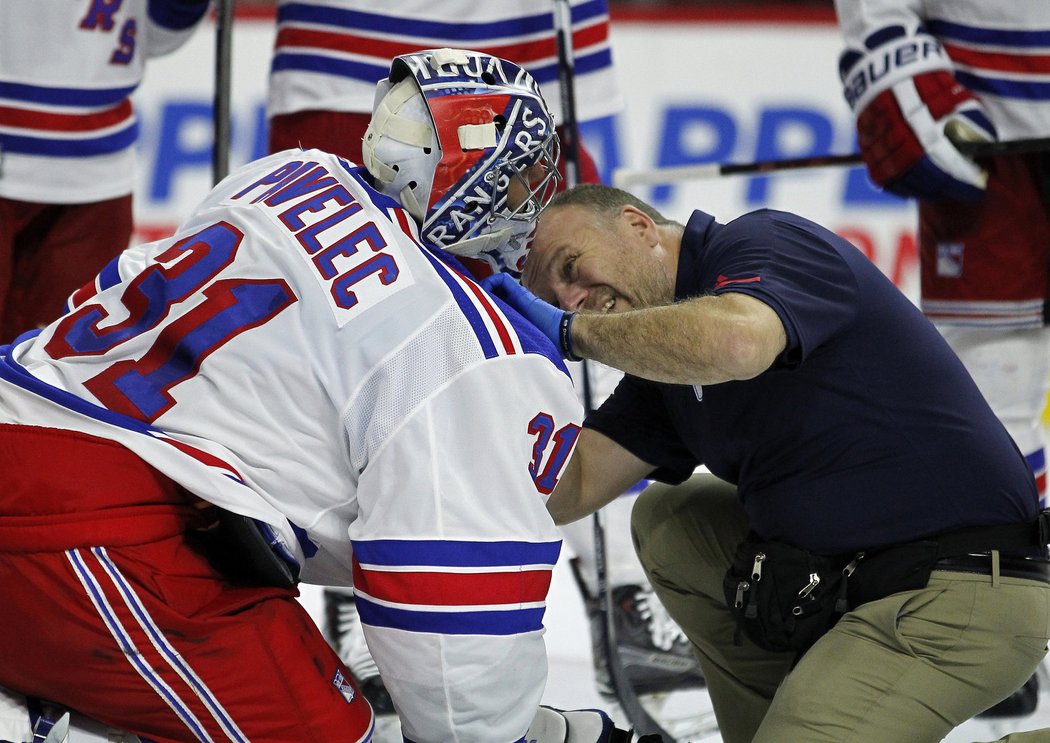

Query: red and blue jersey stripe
0 81 139 158
351 538 561 635
270 0 614 92
931 19 1050 102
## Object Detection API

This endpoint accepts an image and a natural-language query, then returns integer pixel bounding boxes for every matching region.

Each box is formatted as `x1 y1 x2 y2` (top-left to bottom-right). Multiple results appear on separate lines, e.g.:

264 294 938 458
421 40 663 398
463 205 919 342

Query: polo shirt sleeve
585 374 699 484
708 211 859 368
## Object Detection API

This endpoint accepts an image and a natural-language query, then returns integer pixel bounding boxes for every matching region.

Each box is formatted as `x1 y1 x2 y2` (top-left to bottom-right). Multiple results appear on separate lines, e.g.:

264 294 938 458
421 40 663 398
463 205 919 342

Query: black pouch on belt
722 535 857 655
724 510 1050 657
847 541 939 608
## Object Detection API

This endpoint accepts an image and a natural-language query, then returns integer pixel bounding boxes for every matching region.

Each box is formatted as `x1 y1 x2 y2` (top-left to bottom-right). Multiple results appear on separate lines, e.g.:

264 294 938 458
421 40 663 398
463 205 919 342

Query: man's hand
839 26 997 201
482 273 580 360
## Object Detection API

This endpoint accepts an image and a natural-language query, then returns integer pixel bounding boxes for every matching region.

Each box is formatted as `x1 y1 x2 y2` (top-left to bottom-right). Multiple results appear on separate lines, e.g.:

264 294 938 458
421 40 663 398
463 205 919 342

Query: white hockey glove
525 706 633 743
839 24 996 202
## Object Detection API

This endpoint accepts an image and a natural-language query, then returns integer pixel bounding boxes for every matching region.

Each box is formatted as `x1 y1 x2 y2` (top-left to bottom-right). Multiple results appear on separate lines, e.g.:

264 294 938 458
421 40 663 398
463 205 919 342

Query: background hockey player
267 0 618 189
0 0 210 342
0 48 627 743
265 0 702 710
834 0 1050 715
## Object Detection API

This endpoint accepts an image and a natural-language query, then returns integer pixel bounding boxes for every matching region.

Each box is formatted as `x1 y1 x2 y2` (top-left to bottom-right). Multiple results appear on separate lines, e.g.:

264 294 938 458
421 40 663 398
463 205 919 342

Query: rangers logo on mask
363 48 560 278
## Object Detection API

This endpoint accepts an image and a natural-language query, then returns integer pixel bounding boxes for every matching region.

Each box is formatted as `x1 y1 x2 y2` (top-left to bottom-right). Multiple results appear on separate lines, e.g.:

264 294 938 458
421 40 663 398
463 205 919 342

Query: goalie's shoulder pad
839 24 953 113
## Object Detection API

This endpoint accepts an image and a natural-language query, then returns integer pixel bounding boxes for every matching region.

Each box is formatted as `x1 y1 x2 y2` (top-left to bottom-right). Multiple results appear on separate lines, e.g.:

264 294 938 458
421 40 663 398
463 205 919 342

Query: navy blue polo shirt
586 209 1038 553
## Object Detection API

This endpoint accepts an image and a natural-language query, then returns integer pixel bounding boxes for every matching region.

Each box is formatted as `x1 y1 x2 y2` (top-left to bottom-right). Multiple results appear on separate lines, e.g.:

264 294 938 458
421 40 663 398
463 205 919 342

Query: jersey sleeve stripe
942 43 1050 75
953 71 1050 101
270 52 387 85
0 81 138 107
272 45 613 93
273 22 609 73
519 48 610 87
350 537 567 566
351 538 561 568
352 562 554 607
277 2 551 38
355 599 547 635
351 541 559 634
0 124 139 157
927 20 1050 48
0 100 133 133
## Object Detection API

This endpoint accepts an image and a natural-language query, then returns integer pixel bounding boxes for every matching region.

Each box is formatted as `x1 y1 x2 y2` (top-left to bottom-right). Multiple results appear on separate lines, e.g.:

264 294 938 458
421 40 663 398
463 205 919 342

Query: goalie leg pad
525 706 632 743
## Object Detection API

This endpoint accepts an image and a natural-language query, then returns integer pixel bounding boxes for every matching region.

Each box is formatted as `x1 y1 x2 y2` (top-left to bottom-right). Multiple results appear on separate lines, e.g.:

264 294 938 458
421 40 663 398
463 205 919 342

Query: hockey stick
552 1 673 739
211 0 234 185
612 135 1050 188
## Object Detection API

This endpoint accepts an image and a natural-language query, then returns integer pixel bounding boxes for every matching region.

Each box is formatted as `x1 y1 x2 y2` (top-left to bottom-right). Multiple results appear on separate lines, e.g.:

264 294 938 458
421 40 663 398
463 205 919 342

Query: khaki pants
630 473 1050 743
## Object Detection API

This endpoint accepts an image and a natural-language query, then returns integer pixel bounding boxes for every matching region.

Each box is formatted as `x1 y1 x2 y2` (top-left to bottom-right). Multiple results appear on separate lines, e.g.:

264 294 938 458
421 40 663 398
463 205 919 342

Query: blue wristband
560 312 581 362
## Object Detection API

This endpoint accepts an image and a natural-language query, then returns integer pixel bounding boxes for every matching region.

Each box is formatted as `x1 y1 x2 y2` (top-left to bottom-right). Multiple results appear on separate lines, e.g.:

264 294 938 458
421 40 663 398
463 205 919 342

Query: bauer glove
839 25 997 201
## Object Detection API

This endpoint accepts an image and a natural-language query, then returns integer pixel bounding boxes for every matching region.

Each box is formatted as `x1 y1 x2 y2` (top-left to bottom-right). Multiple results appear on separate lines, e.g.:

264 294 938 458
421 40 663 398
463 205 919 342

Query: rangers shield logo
332 668 356 703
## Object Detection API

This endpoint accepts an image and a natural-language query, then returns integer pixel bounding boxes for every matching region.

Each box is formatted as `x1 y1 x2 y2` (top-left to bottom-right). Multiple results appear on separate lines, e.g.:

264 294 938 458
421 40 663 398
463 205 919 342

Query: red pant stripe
66 549 244 738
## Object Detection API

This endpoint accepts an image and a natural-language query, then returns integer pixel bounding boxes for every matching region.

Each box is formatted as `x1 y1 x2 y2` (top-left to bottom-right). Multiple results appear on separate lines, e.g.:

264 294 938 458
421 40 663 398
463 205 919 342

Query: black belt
934 554 1050 583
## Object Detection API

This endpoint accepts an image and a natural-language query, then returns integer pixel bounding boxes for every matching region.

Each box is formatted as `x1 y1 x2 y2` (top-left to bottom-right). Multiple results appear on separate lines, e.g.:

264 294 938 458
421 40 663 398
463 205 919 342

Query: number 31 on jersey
528 413 581 495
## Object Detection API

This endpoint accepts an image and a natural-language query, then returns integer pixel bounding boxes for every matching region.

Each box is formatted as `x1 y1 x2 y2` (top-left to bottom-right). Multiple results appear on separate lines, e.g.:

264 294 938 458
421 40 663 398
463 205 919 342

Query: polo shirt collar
675 209 719 299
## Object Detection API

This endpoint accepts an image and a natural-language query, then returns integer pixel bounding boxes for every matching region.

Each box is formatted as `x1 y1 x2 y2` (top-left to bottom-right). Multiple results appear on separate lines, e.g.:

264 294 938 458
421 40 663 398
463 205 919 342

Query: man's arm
571 292 787 385
548 427 656 524
483 274 788 387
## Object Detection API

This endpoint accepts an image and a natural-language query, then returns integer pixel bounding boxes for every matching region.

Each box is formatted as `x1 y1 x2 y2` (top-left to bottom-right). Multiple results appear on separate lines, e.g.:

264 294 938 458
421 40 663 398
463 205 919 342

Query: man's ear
618 204 659 246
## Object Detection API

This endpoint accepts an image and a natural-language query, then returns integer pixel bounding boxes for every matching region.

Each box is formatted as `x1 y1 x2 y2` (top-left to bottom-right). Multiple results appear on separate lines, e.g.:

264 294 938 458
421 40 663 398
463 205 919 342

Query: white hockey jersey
835 0 1050 138
0 0 208 204
267 0 623 125
0 149 583 742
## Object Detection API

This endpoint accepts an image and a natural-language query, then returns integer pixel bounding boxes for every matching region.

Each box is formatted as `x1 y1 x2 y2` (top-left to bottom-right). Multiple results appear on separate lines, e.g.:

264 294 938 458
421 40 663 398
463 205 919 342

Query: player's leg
562 495 704 698
630 473 796 743
4 197 132 341
0 536 375 743
933 325 1050 718
0 426 374 743
919 154 1050 507
918 154 1050 718
937 324 1050 506
0 197 21 344
267 110 372 162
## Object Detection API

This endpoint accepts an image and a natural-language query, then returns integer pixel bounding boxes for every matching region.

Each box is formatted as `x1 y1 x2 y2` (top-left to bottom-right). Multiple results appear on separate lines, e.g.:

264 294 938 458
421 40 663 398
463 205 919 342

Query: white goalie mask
362 48 560 277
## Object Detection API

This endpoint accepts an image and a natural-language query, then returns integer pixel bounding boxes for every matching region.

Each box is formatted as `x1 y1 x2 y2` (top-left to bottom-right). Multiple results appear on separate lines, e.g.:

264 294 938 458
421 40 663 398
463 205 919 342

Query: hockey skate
590 584 705 698
323 588 395 716
577 560 718 741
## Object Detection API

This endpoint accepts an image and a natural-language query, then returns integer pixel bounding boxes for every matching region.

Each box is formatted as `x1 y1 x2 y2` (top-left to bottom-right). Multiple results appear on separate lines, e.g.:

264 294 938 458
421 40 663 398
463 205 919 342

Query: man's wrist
559 312 582 362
